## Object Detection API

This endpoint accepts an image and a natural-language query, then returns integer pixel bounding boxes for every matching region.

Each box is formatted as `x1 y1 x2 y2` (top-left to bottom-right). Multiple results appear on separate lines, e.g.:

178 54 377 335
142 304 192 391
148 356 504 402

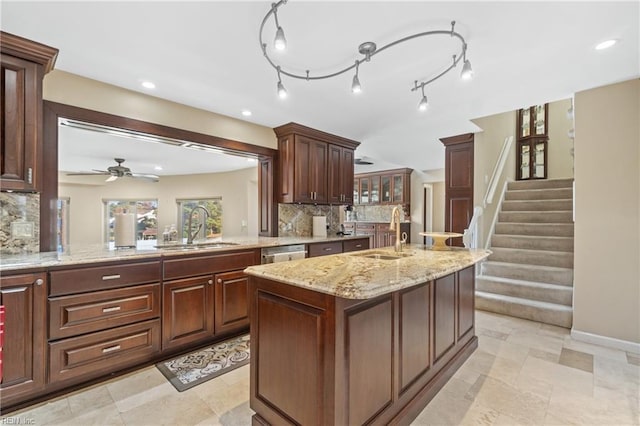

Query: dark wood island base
248 265 477 425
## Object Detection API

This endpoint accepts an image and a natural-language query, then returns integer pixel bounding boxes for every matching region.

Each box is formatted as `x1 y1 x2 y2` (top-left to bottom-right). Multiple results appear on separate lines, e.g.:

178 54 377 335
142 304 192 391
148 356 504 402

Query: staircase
476 178 574 328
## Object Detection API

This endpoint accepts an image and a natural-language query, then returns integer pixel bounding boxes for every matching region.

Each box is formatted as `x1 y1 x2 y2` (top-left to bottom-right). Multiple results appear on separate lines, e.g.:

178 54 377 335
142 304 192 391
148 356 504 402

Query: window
103 199 158 248
177 198 222 242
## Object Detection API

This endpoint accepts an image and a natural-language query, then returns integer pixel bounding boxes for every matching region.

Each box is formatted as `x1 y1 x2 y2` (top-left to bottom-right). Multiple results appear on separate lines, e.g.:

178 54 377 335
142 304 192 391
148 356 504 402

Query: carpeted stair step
494 222 574 237
476 276 573 306
507 178 574 191
505 187 573 201
491 234 574 252
501 199 573 211
498 210 573 223
481 261 573 286
475 291 572 328
489 247 573 268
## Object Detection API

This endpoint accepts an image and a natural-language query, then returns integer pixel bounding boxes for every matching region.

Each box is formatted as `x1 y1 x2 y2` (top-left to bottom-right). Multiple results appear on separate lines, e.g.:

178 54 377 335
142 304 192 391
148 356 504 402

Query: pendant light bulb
461 59 473 80
277 80 287 99
418 95 428 111
352 75 361 94
274 26 287 51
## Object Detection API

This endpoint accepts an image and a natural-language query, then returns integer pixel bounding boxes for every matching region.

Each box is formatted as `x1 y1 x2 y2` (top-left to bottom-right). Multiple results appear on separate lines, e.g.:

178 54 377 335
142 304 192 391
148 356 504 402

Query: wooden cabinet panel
259 157 276 237
399 283 430 392
0 272 46 404
346 297 393 425
214 270 249 335
0 32 57 192
292 135 327 203
434 273 456 362
342 238 369 253
162 275 214 350
49 261 161 296
457 265 475 339
328 145 354 204
48 319 160 384
49 283 160 340
163 251 256 280
308 241 343 257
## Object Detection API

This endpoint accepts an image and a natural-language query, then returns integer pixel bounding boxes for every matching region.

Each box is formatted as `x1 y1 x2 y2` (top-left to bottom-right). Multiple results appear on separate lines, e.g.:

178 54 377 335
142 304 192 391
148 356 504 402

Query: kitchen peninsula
244 245 490 426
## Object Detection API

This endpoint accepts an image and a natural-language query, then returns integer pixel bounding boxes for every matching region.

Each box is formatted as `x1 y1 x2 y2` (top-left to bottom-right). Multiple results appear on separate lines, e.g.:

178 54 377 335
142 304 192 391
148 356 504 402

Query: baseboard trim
571 329 640 354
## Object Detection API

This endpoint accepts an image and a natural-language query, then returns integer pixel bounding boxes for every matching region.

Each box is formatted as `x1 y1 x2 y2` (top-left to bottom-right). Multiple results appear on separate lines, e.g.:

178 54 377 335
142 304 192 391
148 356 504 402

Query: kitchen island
244 244 490 426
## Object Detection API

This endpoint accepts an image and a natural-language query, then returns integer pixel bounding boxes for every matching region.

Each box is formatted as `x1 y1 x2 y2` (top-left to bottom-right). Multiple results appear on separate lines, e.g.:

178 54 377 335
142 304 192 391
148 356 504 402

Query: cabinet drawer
49 284 160 340
355 223 376 235
163 250 257 280
342 238 370 253
48 319 160 384
49 261 161 296
308 241 343 257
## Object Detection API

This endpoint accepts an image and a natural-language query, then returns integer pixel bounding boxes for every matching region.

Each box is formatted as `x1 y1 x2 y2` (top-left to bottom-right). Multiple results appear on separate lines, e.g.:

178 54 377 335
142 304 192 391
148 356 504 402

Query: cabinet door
360 177 370 204
392 174 404 203
214 270 249 335
0 54 40 191
341 148 354 204
0 272 46 404
162 275 214 350
381 175 391 203
294 136 327 203
532 140 547 179
353 178 360 205
370 176 380 204
328 145 343 204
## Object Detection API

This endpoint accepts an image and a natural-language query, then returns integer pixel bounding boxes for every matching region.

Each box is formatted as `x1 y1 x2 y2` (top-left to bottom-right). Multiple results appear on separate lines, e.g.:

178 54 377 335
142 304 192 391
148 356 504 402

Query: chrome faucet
186 205 210 244
389 205 406 253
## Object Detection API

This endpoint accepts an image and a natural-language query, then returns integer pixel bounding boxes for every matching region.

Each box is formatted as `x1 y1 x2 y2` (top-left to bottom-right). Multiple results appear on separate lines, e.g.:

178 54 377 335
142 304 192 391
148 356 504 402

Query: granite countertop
0 234 369 272
244 244 491 300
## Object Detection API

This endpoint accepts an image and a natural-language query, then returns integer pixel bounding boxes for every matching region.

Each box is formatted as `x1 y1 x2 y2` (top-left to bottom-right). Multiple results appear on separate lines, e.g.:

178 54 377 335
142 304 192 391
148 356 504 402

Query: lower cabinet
347 222 411 249
0 272 47 407
307 238 370 258
214 271 250 335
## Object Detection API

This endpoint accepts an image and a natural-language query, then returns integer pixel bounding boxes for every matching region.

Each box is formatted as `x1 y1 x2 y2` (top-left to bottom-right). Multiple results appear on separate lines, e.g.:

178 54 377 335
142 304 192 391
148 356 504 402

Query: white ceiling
2 1 639 174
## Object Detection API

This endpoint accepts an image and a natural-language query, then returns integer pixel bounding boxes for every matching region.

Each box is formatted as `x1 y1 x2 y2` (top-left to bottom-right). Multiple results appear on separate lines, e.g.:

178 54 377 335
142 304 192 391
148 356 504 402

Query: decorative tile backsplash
347 205 408 222
278 204 342 237
0 192 40 254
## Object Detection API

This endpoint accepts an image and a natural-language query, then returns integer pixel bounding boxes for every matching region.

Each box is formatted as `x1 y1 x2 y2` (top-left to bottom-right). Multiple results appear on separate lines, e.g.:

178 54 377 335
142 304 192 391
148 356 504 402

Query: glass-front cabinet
516 104 548 180
370 176 380 204
381 176 391 203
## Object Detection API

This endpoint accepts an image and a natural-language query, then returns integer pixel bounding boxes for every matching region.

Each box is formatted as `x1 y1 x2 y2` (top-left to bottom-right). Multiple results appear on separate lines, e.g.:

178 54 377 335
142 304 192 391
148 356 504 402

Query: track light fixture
259 0 473 111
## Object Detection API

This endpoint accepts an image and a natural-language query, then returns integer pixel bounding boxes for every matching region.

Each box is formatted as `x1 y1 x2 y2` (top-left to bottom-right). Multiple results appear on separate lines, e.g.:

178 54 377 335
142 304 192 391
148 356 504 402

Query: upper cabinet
274 123 360 205
354 168 413 207
0 32 58 192
516 104 548 180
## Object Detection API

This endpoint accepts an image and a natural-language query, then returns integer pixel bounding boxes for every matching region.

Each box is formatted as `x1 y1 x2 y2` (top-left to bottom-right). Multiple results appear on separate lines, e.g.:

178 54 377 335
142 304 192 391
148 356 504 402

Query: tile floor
3 310 639 425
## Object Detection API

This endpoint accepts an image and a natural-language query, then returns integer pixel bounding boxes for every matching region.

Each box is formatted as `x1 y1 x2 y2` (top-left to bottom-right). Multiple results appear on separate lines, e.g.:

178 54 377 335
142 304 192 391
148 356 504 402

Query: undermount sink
155 241 239 250
352 250 414 260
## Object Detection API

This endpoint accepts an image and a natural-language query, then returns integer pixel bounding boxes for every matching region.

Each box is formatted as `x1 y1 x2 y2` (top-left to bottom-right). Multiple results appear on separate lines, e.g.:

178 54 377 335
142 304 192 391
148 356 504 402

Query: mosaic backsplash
347 205 408 222
0 192 40 254
278 204 342 237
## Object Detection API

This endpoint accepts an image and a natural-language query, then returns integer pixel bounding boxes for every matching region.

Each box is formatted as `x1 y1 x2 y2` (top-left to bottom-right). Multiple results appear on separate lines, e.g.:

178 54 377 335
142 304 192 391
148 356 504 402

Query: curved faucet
186 205 211 244
389 205 406 253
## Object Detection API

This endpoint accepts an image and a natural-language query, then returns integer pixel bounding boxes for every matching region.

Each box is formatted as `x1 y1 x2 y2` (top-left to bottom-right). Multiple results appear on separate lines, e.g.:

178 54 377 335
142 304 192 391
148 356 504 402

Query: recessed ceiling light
241 110 252 117
595 39 617 50
154 165 163 171
141 81 156 89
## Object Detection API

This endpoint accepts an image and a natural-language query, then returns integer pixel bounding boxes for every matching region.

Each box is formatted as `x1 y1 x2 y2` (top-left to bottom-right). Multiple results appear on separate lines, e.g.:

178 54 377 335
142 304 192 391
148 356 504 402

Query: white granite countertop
244 244 491 300
0 235 369 272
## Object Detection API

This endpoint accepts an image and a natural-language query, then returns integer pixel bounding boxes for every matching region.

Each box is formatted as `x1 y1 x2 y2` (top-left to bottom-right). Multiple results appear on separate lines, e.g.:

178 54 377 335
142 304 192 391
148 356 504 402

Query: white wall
59 167 258 245
573 79 640 344
409 171 445 244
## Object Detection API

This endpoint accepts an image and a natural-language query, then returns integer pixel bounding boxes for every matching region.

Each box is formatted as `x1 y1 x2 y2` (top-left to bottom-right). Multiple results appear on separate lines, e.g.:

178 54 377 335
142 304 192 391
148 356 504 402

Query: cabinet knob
208 279 213 285
217 278 222 284
35 278 44 286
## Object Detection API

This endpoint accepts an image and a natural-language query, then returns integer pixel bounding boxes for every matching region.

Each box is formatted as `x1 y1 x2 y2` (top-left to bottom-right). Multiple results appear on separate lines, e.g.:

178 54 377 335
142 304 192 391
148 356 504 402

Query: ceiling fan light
595 39 617 50
461 59 473 80
277 80 288 99
418 95 428 111
274 26 287 50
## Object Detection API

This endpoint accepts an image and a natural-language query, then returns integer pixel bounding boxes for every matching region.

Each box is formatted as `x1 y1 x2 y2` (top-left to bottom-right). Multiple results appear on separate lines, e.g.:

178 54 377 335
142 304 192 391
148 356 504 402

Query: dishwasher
261 244 306 264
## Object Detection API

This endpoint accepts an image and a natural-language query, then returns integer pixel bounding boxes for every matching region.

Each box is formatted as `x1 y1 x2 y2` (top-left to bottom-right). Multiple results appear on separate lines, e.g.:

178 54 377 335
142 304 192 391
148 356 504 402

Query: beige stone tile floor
3 310 638 425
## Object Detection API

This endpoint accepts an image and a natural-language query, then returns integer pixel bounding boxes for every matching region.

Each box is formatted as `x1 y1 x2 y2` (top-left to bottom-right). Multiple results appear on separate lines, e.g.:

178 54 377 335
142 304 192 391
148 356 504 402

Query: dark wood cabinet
354 168 412 207
0 32 57 192
0 272 47 407
440 133 474 247
275 123 359 205
516 104 548 180
214 270 249 335
346 222 410 249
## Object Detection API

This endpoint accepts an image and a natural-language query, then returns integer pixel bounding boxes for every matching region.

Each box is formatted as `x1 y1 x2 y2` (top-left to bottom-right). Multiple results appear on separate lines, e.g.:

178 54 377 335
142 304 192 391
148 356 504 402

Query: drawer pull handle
102 345 121 353
102 306 121 313
102 274 121 281
323 247 332 251
355 244 362 248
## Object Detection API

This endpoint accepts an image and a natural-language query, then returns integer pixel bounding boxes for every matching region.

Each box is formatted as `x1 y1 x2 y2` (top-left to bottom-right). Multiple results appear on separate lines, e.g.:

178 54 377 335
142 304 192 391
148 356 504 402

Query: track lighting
351 62 361 93
259 1 474 106
276 67 287 98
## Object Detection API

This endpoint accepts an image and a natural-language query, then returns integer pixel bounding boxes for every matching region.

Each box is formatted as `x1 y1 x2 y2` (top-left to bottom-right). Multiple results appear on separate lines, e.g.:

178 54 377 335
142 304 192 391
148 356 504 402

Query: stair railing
463 206 483 248
483 136 513 208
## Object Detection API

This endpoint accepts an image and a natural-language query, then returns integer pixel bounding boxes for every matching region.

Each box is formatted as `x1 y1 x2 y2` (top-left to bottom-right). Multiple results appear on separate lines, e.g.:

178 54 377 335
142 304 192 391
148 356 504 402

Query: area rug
156 334 250 392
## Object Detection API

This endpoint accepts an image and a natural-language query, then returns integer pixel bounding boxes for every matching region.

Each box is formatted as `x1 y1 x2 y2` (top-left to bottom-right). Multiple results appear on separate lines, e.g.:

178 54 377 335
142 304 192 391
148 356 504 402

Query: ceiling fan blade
66 171 110 176
105 175 118 182
131 173 160 182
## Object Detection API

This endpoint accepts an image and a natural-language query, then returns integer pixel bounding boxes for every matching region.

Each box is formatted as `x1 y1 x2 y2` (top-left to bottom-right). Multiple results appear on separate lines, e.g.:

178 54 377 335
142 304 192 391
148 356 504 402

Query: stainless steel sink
155 241 239 250
352 250 414 260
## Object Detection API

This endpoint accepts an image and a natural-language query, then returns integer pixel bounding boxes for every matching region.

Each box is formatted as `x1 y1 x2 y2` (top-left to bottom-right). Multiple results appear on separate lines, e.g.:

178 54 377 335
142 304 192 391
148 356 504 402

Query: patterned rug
156 334 250 392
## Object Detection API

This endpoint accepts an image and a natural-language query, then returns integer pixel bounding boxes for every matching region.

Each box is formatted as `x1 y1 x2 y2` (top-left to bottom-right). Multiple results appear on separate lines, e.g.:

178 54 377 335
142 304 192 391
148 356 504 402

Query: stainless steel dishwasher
260 244 306 264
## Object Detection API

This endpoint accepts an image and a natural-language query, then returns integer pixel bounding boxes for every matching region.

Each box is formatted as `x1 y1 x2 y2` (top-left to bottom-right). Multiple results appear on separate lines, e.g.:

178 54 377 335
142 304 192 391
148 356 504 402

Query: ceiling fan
66 158 159 182
354 157 373 165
